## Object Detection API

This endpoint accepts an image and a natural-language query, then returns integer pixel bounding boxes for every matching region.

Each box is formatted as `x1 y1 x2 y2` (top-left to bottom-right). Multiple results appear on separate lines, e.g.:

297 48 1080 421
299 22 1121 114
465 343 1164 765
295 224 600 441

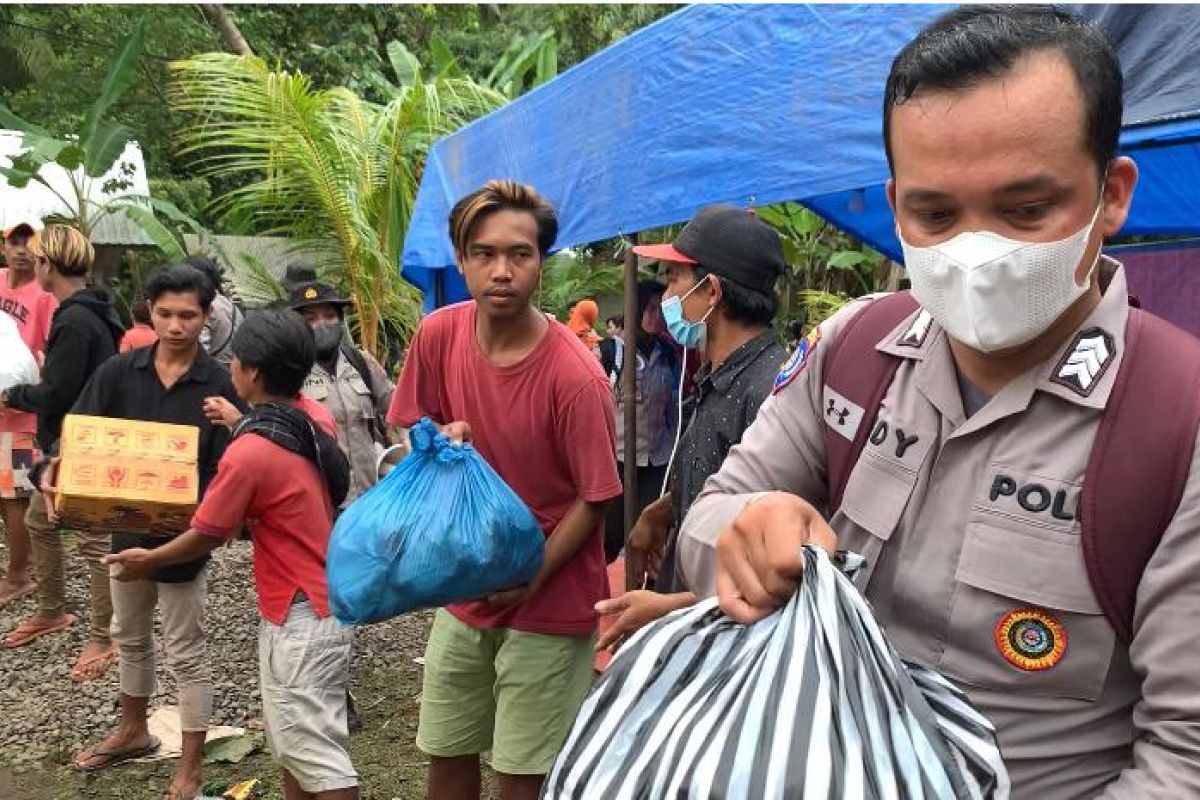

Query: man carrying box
60 264 242 800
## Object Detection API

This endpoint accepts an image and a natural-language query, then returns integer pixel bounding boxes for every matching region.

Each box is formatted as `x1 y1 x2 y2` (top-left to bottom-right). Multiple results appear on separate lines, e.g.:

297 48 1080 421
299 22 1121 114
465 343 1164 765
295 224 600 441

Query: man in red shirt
0 221 57 605
388 180 621 800
105 309 358 800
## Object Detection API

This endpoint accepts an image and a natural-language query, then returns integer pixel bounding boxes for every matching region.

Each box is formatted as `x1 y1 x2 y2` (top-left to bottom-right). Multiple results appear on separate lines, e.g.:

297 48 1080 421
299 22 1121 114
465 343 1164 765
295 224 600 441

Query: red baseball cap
631 241 697 265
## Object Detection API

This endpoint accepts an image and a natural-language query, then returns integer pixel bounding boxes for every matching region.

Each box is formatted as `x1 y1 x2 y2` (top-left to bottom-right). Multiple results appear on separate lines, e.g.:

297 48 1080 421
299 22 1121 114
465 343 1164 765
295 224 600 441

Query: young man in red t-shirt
0 221 57 606
388 180 621 800
105 310 359 800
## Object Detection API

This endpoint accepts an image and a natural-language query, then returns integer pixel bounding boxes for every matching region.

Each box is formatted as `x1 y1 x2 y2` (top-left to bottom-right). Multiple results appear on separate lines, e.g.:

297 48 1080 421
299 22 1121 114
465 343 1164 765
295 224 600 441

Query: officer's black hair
693 265 778 327
145 264 217 312
883 5 1122 181
231 309 315 398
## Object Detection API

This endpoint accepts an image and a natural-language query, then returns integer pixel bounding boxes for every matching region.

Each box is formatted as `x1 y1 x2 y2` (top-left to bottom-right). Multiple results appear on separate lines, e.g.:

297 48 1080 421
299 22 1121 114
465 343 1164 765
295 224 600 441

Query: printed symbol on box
167 473 191 491
135 471 160 491
75 427 98 446
167 437 188 452
73 465 98 485
106 467 129 488
105 428 128 447
135 432 159 451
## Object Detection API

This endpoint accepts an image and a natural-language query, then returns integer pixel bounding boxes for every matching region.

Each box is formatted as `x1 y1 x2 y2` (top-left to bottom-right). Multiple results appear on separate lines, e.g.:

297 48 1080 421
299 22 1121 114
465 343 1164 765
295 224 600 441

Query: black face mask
312 322 343 358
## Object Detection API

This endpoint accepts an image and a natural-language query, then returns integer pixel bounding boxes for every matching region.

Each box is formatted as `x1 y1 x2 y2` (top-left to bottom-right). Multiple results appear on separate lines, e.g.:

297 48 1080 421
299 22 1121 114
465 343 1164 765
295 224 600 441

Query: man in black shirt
597 207 788 645
65 265 243 800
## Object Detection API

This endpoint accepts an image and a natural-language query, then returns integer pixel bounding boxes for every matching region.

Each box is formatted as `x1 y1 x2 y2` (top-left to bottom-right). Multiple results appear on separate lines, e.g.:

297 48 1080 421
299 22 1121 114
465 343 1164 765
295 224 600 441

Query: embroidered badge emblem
304 287 319 300
1051 328 1116 397
995 608 1067 671
898 309 933 348
773 327 821 395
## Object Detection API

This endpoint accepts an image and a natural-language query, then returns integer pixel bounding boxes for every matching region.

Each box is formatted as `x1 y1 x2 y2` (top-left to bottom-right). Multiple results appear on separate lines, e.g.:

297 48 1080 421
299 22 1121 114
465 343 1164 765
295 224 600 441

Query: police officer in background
289 281 394 505
680 6 1200 798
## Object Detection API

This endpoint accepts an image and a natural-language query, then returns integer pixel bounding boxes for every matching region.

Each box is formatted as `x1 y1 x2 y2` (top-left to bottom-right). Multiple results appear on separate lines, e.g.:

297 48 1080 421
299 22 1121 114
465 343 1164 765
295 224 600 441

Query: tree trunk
197 4 254 56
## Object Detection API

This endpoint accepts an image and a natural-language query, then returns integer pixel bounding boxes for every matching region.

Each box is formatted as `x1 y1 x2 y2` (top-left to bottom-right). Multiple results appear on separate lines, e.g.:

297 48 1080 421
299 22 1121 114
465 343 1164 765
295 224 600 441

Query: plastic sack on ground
327 417 544 625
544 546 1010 800
0 312 38 393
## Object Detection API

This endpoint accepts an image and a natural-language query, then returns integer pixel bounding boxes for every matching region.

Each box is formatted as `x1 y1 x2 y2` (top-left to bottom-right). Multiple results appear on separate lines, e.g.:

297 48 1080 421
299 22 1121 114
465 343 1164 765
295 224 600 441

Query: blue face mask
661 278 714 349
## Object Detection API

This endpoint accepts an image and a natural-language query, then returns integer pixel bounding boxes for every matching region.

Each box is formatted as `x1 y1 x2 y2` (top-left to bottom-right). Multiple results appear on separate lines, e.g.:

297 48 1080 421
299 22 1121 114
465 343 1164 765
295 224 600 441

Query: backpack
822 291 1200 643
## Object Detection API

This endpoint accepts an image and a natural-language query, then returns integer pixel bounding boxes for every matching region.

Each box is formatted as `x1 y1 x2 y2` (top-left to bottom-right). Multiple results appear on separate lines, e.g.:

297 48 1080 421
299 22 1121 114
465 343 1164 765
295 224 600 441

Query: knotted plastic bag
544 547 1010 800
327 417 544 625
0 312 38 393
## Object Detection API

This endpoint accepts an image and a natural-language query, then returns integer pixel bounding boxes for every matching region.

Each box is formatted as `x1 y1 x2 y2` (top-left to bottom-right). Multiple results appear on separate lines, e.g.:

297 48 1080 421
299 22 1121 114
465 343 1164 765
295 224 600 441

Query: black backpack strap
1082 308 1200 642
823 292 920 513
340 341 387 443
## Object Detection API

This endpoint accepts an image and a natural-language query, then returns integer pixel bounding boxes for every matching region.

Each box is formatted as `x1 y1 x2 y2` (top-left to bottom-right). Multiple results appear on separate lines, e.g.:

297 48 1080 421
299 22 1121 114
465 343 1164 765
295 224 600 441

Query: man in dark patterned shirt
596 207 788 645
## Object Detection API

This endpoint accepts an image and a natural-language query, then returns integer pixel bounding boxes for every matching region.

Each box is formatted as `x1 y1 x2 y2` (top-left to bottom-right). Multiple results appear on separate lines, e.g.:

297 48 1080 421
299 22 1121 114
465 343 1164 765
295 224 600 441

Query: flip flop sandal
70 646 118 682
74 735 162 773
1 613 77 648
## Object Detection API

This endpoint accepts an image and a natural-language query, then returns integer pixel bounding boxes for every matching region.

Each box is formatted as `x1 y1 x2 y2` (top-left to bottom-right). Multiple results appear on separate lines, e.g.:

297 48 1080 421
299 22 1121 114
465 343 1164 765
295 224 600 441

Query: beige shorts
258 601 357 793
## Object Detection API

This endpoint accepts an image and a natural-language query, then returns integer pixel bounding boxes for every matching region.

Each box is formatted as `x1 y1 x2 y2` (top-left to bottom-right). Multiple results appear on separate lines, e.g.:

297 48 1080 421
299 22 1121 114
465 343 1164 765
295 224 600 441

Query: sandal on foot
2 613 76 648
70 645 118 682
74 736 161 772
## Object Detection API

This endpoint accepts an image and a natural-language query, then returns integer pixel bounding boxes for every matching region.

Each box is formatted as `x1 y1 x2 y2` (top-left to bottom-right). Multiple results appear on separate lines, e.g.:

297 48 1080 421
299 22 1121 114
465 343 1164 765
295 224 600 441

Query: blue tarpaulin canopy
402 4 1200 308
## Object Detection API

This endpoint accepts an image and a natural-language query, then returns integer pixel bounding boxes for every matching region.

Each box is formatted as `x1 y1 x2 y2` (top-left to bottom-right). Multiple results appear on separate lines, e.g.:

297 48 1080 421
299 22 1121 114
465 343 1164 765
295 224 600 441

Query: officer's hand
439 421 472 444
715 492 836 624
203 396 242 429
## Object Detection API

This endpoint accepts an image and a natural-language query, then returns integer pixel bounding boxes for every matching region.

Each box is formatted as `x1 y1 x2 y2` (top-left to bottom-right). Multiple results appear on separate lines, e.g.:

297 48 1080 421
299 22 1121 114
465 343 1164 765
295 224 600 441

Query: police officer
289 281 394 504
680 7 1200 798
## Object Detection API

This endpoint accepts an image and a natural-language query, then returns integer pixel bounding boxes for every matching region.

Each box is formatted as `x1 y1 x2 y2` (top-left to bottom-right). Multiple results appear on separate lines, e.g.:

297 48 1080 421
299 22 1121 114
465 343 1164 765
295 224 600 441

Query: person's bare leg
0 498 34 603
428 754 481 800
315 788 359 799
164 731 205 799
282 769 315 800
74 694 155 770
496 772 544 800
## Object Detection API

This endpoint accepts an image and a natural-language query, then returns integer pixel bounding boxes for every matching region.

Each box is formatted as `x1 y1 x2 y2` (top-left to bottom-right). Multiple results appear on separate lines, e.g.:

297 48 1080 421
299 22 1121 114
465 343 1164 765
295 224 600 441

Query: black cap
634 206 785 294
288 281 353 311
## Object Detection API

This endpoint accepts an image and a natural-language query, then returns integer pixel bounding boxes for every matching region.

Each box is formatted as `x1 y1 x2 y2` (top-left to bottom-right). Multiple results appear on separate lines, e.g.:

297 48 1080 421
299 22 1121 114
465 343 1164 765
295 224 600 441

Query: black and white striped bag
544 547 1009 799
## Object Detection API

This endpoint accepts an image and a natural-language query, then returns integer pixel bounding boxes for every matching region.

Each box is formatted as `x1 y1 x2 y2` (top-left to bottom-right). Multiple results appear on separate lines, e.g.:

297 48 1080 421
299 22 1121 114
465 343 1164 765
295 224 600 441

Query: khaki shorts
258 601 357 793
0 432 38 501
417 609 595 775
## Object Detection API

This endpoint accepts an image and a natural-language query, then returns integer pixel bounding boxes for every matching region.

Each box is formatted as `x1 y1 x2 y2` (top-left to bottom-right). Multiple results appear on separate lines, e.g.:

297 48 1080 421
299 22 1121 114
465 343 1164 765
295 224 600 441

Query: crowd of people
2 4 1200 800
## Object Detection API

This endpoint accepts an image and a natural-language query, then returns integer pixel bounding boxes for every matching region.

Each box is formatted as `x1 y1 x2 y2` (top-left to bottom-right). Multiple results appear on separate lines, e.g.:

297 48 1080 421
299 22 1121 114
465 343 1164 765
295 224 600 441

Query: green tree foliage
169 52 505 359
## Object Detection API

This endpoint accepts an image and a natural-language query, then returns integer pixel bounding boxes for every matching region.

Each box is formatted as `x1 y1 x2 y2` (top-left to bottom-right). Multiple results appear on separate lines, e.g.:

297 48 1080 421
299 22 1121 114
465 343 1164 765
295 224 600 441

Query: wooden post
622 234 640 591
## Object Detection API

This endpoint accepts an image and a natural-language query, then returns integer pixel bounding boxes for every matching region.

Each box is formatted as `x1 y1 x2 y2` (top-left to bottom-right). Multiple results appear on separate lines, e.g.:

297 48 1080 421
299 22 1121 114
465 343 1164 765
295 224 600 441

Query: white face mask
899 202 1103 352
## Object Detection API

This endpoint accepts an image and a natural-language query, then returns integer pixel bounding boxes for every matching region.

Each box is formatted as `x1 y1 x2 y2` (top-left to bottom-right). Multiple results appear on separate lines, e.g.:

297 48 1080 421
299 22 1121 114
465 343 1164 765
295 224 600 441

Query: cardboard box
56 415 199 536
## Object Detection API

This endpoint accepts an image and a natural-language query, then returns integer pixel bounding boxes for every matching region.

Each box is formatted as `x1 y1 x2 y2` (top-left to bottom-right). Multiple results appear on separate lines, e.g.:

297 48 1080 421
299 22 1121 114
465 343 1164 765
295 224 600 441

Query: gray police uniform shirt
679 260 1200 798
300 348 394 504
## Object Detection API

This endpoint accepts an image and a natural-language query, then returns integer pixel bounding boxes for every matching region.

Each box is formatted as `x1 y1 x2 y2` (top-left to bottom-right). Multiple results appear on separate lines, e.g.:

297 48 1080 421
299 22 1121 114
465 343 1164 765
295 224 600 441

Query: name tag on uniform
822 386 864 441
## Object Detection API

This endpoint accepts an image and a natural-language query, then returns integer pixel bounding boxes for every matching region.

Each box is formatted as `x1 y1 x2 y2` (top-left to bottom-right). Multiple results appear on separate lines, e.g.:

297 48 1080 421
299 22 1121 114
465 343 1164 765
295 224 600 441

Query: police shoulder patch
774 327 821 395
995 607 1067 671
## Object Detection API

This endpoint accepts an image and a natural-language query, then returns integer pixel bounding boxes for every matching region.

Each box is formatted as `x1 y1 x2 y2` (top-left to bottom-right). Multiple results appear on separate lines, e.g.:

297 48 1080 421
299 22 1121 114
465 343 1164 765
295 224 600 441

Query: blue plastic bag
327 418 544 625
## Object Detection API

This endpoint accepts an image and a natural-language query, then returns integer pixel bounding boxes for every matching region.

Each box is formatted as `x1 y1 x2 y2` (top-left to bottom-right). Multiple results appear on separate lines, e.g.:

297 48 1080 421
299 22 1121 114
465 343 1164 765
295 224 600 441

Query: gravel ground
0 532 434 784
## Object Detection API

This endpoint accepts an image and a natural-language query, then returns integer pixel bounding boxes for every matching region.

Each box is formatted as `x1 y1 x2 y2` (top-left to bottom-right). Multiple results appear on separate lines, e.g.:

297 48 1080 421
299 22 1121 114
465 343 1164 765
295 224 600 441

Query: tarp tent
402 4 1200 308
